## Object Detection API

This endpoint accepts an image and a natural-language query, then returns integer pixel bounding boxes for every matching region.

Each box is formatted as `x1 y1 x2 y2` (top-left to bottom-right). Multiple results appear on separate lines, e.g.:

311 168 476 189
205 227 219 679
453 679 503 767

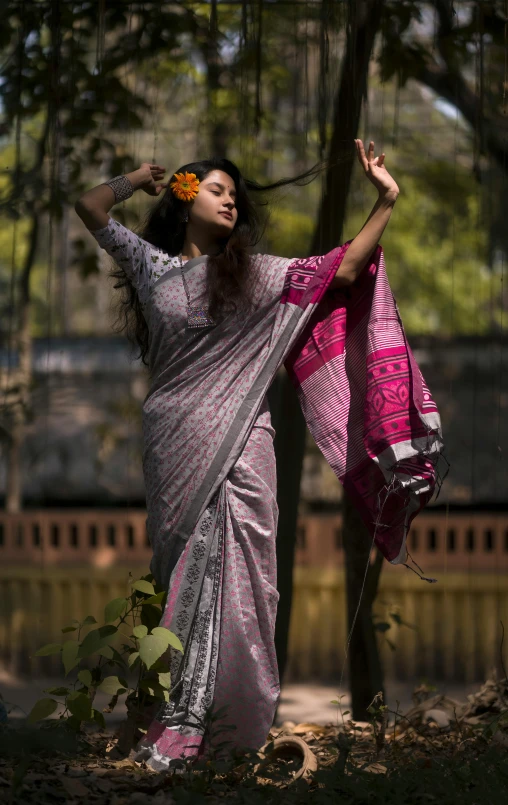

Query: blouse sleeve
89 216 155 304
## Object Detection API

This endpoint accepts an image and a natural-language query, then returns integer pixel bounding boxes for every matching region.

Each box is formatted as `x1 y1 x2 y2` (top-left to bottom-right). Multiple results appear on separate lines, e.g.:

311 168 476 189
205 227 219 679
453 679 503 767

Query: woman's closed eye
211 190 235 203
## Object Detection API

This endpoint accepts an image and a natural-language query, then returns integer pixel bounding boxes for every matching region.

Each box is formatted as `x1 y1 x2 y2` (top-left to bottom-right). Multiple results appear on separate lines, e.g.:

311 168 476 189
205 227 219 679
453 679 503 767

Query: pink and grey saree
90 217 445 770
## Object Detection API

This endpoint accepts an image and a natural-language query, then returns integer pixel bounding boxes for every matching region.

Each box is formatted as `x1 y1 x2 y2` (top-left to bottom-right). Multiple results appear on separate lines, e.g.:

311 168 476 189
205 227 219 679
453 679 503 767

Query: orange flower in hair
170 171 200 201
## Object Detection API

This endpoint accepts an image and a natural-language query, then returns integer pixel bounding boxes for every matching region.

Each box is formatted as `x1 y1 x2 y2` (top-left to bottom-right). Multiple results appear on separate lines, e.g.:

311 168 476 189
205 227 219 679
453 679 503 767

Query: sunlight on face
188 169 238 231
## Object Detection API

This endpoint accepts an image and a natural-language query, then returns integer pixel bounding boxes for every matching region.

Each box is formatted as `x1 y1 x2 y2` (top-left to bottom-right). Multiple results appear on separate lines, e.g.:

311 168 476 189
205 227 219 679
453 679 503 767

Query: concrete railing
1 509 507 572
0 510 150 567
294 512 508 572
1 509 506 682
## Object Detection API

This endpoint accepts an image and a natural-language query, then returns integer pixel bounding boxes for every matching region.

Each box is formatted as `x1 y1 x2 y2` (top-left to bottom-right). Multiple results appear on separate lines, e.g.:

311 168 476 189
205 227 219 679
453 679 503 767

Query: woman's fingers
149 166 166 178
355 139 387 171
355 140 369 170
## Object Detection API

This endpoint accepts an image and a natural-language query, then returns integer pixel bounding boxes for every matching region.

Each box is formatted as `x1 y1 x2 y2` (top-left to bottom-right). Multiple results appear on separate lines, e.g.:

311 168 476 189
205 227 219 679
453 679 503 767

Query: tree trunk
342 491 385 720
270 0 386 710
310 0 384 256
409 1 507 175
308 0 385 716
205 0 230 157
268 368 307 687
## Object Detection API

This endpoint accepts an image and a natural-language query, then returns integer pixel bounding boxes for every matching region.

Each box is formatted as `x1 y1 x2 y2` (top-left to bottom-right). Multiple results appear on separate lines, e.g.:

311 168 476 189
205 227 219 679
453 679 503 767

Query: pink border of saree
283 240 447 579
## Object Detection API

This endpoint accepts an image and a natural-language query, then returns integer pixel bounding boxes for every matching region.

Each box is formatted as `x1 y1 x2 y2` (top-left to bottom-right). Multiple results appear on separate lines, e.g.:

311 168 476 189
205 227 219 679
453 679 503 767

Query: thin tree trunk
269 368 307 687
308 0 385 718
342 490 385 720
310 0 383 255
270 1 385 712
206 0 230 157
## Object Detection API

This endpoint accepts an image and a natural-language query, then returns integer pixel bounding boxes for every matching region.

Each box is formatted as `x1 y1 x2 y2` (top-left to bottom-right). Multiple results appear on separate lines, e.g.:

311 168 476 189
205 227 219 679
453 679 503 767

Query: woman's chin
217 221 234 230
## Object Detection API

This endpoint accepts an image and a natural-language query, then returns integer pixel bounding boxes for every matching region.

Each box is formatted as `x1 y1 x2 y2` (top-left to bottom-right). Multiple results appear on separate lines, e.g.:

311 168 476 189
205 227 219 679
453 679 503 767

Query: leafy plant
27 571 183 737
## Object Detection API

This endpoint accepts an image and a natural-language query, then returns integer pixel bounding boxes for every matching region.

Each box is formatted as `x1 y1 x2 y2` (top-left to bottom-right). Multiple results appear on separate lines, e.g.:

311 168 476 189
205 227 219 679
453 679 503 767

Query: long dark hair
108 156 342 367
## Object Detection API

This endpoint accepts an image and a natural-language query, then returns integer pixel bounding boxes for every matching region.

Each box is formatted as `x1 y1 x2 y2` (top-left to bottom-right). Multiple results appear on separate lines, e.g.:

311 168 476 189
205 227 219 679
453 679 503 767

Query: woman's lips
219 211 233 219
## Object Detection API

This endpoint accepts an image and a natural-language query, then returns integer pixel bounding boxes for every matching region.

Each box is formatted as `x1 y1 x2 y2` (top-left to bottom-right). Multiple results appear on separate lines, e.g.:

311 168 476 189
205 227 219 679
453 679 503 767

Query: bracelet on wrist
104 175 134 204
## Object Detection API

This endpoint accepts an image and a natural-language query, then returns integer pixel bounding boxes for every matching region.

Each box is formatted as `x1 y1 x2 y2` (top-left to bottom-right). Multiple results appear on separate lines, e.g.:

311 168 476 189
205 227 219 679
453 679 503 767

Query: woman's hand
136 162 169 197
354 139 399 201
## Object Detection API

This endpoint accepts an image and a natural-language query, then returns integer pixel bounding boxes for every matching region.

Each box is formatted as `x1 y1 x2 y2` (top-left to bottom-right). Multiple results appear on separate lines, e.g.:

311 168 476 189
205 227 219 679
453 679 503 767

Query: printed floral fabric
90 216 445 768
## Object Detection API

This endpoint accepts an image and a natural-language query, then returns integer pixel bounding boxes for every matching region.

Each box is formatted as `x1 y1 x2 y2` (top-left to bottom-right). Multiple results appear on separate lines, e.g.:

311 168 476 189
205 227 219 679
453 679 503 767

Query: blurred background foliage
0 2 501 339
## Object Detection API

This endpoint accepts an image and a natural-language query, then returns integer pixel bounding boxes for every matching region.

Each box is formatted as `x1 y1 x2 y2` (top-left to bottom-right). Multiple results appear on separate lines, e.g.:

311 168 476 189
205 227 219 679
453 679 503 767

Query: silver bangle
104 175 134 203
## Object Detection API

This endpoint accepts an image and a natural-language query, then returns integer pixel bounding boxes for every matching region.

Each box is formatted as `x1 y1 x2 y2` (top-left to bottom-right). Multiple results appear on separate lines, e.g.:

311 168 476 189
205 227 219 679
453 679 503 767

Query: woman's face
188 169 238 233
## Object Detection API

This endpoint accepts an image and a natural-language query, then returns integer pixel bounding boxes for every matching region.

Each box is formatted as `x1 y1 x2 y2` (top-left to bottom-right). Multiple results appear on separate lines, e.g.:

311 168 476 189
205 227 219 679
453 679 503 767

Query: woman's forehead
204 170 236 190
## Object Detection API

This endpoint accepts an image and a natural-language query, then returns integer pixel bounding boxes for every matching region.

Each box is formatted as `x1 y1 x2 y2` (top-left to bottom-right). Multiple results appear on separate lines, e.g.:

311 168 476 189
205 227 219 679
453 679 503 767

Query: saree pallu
132 240 446 770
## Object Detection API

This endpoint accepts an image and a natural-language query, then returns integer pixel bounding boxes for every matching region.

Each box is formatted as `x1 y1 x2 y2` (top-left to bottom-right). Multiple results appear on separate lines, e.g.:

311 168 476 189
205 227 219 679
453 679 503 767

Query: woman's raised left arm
329 139 399 289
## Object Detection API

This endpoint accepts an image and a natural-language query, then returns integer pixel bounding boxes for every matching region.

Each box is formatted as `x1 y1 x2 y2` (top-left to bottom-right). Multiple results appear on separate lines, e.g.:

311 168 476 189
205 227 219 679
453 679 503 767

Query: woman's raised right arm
74 165 160 230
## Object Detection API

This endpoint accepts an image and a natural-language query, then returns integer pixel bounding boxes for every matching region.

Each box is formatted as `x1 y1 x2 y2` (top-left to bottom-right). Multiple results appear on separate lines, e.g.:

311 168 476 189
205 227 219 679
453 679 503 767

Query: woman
74 143 443 770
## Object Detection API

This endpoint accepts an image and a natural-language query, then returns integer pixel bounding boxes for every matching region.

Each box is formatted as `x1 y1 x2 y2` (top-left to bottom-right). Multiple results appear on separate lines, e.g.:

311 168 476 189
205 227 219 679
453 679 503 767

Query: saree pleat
133 413 280 768
134 486 225 766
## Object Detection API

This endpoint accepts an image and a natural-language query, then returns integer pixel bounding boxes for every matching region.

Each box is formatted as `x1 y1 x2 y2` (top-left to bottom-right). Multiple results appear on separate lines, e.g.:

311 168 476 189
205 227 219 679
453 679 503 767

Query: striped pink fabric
284 241 447 576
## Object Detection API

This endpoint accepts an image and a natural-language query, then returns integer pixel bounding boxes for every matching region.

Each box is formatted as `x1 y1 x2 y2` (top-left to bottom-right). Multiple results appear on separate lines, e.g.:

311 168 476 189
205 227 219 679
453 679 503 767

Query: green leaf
131 580 156 596
149 656 172 674
27 698 58 723
66 691 92 721
140 604 162 632
98 676 127 696
141 591 165 606
61 626 78 633
43 686 70 696
133 624 148 639
139 679 156 696
158 671 171 690
96 645 114 659
128 651 140 669
93 708 106 729
104 597 129 624
138 633 171 670
62 641 80 676
82 615 98 626
77 670 93 687
139 679 168 700
77 625 118 658
34 642 62 657
152 626 183 654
